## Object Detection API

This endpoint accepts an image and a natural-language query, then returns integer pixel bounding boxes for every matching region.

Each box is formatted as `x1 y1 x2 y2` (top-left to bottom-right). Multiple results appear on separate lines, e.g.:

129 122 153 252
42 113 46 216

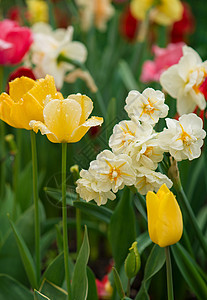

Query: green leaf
0 205 40 286
135 245 165 300
72 226 90 300
86 267 98 300
40 280 67 300
0 274 33 300
34 290 51 300
112 267 125 299
172 243 207 300
105 97 117 141
108 188 136 270
73 200 112 224
8 216 37 289
136 232 152 255
119 60 139 91
44 187 76 206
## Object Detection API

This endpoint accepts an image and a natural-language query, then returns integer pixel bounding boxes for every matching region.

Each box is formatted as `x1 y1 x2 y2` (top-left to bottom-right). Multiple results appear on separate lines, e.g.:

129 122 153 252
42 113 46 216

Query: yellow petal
154 0 183 25
43 99 82 142
0 93 16 127
157 191 183 247
146 191 160 245
28 74 62 107
29 120 59 143
69 116 103 143
157 183 170 200
68 94 93 125
130 0 153 20
9 77 35 102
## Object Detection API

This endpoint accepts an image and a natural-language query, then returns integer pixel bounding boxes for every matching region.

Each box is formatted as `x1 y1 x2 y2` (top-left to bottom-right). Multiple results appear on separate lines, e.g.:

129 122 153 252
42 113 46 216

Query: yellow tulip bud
146 184 183 247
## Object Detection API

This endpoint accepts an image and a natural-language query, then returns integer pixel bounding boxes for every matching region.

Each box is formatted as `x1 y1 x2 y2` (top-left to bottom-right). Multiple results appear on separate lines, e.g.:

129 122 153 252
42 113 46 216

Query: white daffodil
158 113 206 161
135 167 173 195
27 22 87 89
160 46 207 115
109 119 153 155
124 88 169 125
131 137 164 170
76 169 116 206
89 150 136 193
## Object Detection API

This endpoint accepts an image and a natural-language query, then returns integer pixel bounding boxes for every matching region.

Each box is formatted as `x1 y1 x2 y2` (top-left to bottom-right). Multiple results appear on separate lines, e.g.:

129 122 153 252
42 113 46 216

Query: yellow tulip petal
146 191 160 245
9 77 35 102
130 0 153 20
43 99 82 142
0 93 15 127
157 191 183 247
157 183 170 200
68 94 93 125
28 74 62 107
153 0 183 25
69 116 103 143
29 120 59 142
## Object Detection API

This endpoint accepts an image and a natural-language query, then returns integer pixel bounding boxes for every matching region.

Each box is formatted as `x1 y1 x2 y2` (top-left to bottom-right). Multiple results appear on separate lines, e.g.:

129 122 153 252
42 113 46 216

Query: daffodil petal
0 93 15 127
69 116 103 143
9 77 35 102
68 94 93 124
43 98 82 142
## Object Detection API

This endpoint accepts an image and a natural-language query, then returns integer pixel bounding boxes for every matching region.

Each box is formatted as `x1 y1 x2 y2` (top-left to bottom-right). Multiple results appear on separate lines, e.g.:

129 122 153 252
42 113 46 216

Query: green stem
165 247 174 300
0 66 5 199
76 207 82 254
30 131 40 285
62 143 72 300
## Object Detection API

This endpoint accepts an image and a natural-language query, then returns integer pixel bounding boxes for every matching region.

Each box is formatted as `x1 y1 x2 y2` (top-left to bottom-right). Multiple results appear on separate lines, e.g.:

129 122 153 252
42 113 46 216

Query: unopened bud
70 164 80 183
5 134 17 155
124 241 141 279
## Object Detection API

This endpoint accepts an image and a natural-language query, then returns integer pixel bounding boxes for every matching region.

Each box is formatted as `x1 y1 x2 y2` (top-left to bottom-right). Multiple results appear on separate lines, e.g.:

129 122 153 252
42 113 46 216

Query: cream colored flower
76 169 116 206
27 23 87 89
125 88 169 125
158 114 206 161
89 150 136 193
135 167 173 195
75 0 114 31
160 46 207 115
109 119 153 155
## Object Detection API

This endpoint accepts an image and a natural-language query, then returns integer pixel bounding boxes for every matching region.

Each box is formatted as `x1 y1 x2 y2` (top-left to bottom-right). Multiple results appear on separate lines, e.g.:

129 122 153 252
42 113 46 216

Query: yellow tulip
146 184 183 247
27 0 49 24
130 0 183 26
0 75 62 130
29 94 103 143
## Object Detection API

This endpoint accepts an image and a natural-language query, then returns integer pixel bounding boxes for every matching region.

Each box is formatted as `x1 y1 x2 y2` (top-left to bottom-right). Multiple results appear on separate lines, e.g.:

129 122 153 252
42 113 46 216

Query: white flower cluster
76 87 206 206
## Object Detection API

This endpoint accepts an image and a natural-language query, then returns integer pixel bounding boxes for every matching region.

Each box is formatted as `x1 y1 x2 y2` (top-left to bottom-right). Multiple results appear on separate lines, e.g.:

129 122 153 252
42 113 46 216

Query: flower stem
30 131 40 285
127 279 131 297
165 247 174 300
62 143 72 300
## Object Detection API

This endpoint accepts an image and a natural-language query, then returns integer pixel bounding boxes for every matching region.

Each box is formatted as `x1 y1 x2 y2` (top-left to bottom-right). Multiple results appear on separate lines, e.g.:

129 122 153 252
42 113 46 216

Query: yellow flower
130 0 183 26
146 184 183 247
27 0 49 24
0 75 62 130
29 94 103 143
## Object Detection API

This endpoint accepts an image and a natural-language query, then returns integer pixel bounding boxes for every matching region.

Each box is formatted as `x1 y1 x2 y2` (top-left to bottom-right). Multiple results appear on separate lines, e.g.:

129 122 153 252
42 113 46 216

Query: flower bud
146 184 183 247
124 241 141 279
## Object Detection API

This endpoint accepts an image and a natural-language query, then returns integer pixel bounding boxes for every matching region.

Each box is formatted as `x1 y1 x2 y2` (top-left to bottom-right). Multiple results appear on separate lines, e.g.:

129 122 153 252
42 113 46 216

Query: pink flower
96 275 113 300
140 42 185 83
0 19 33 65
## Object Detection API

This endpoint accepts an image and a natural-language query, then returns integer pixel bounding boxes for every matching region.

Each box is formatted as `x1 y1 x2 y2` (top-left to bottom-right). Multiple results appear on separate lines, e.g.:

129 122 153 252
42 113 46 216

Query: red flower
6 66 36 93
171 2 195 43
120 5 139 41
0 19 33 65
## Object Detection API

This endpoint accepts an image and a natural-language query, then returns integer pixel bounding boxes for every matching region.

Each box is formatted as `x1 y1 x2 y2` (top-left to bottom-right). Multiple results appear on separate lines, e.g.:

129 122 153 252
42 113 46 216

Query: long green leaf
8 216 37 289
119 60 139 91
108 188 136 271
136 232 152 255
112 267 125 299
40 280 67 300
34 290 51 300
172 243 207 300
0 274 33 300
86 267 98 300
73 200 112 224
135 245 165 300
72 226 90 300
